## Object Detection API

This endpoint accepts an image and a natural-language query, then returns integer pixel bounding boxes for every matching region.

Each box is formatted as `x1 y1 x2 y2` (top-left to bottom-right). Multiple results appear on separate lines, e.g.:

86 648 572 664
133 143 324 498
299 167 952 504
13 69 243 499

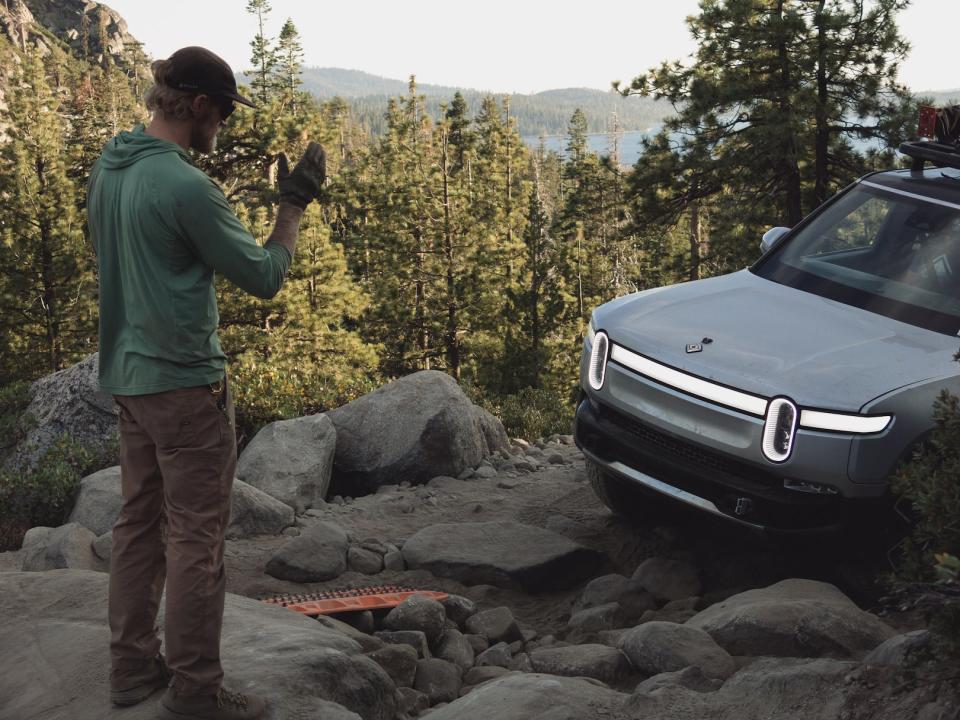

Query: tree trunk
689 197 701 282
35 155 61 371
776 0 804 225
441 128 460 380
413 224 429 370
814 0 830 207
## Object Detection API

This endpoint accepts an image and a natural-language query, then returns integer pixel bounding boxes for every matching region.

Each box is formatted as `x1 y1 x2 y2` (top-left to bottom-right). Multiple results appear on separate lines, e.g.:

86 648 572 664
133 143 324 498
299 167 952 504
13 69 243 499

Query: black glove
277 141 326 209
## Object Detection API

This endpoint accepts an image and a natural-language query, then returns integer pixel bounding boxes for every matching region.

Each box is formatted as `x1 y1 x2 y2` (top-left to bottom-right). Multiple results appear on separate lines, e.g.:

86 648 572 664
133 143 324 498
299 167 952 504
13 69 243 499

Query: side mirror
760 226 790 254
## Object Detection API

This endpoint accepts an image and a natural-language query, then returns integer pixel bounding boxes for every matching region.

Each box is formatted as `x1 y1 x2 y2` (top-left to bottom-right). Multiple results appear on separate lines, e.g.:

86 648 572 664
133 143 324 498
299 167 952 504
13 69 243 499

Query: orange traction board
261 585 449 616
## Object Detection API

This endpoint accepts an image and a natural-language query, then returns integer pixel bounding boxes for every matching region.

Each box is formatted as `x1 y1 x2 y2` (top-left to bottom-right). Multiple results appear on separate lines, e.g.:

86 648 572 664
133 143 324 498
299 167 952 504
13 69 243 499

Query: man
87 46 325 720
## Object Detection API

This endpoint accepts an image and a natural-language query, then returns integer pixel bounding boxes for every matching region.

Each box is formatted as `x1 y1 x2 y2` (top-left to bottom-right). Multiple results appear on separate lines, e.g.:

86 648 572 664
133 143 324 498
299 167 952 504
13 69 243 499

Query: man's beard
189 111 219 153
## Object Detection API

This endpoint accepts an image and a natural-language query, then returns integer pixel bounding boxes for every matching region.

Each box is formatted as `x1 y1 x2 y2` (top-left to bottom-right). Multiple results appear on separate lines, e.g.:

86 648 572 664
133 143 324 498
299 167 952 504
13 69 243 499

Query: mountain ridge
237 66 670 136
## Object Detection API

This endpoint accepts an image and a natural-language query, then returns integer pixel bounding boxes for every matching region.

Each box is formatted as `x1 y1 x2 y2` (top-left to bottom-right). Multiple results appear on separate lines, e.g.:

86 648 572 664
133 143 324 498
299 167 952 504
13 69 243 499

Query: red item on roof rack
261 584 449 616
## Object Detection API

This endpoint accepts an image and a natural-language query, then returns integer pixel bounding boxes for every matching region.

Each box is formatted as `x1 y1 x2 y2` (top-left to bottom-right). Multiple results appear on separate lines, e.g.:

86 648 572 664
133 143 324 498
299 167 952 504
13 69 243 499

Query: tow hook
734 497 753 516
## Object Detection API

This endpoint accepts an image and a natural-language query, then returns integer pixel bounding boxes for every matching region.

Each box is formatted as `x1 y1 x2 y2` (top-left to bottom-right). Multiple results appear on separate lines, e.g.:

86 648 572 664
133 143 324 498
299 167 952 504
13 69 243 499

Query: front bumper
574 395 873 532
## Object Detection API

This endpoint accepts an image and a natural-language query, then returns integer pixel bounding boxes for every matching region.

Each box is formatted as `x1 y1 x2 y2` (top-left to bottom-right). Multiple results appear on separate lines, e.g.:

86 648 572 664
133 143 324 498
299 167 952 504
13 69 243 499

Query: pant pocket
156 388 223 450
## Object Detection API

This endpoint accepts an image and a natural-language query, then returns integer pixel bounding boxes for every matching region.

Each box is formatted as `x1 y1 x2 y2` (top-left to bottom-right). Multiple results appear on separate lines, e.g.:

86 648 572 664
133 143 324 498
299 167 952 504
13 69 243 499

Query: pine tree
502 188 565 391
246 0 278 106
803 0 913 206
350 78 443 374
0 47 94 381
618 0 915 279
275 18 304 110
446 91 474 172
467 96 530 386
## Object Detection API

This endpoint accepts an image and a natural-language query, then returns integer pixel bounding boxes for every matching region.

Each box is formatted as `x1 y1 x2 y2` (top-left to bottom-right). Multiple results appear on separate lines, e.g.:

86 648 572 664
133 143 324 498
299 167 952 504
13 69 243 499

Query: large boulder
618 621 736 680
625 657 857 720
265 521 349 583
65 468 293 540
464 606 523 644
3 353 117 473
0 569 395 720
630 556 701 603
382 595 447 646
236 414 336 512
20 523 104 572
226 480 296 539
401 521 603 591
435 629 474 672
327 371 509 496
422 673 628 720
685 578 895 659
68 466 123 536
527 644 632 684
413 657 461 704
572 573 629 614
863 630 931 667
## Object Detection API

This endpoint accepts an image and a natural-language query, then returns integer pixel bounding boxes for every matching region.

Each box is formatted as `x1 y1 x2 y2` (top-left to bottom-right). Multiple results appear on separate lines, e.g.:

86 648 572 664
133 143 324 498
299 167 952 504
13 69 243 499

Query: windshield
753 182 960 335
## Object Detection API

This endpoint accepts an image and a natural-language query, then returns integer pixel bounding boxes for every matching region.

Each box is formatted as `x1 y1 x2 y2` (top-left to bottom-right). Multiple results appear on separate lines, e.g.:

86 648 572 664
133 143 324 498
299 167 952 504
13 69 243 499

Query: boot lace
216 688 249 709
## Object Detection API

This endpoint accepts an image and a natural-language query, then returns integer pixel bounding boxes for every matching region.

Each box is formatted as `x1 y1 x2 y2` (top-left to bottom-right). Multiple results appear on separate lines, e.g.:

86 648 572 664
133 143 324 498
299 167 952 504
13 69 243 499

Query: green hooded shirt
87 125 291 395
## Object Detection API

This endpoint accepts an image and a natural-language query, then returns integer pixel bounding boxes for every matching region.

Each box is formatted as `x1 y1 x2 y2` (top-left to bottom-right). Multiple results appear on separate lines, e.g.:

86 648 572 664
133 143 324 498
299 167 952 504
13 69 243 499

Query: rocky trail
0 358 957 720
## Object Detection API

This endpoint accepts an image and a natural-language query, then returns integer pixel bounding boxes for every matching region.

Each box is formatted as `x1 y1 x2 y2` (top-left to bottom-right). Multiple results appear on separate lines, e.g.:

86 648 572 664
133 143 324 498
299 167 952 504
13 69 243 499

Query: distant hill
238 67 672 138
238 67 960 140
298 67 468 99
921 88 960 105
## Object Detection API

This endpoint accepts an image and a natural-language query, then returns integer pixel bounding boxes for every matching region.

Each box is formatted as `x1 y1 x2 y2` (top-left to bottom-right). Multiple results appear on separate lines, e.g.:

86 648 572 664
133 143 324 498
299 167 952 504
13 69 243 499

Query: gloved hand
277 141 326 209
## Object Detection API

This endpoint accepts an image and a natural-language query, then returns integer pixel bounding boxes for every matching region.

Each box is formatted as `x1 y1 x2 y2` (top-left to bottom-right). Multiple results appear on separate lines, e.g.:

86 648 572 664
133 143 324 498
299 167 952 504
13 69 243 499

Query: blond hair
144 58 198 120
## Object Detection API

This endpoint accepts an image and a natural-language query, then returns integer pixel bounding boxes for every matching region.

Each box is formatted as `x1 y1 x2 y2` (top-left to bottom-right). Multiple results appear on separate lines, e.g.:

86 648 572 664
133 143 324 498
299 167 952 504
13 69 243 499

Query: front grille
596 402 781 490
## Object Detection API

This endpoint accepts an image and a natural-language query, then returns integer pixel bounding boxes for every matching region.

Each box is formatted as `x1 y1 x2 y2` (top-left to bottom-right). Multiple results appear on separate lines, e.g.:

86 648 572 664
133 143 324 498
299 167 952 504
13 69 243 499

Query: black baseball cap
163 46 254 108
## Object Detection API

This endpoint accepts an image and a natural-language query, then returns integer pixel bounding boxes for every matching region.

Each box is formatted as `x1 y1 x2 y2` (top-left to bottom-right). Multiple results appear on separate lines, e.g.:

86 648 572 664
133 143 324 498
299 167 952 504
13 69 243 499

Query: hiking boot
158 686 266 720
110 654 170 706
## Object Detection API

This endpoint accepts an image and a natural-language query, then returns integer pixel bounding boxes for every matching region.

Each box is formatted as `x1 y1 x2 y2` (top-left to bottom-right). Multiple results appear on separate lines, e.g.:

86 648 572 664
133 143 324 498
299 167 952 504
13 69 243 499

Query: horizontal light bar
798 409 891 434
609 343 768 416
608 341 893 435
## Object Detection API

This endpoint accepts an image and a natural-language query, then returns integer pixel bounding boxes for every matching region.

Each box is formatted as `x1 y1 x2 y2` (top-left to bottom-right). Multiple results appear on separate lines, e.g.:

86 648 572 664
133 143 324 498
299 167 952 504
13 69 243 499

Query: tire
585 458 662 524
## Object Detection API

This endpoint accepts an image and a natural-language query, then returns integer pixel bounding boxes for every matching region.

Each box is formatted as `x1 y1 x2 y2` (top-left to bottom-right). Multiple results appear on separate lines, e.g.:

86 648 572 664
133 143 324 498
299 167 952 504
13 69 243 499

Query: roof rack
899 140 960 172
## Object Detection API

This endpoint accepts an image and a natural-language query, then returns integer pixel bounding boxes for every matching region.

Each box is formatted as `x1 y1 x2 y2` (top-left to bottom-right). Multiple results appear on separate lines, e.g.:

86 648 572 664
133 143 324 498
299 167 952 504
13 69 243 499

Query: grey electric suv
575 141 960 532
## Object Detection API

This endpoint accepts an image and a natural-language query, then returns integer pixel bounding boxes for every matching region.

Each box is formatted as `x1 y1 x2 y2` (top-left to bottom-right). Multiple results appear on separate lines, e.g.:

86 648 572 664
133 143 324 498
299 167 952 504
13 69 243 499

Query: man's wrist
276 202 306 219
266 203 304 261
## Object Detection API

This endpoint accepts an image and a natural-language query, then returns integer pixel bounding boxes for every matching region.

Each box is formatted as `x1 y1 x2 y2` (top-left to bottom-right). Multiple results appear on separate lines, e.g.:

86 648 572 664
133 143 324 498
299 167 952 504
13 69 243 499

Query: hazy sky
104 0 958 94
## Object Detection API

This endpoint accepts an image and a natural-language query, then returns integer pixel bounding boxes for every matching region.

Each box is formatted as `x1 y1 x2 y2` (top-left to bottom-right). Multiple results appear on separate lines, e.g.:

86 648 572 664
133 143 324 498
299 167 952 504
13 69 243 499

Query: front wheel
585 458 667 525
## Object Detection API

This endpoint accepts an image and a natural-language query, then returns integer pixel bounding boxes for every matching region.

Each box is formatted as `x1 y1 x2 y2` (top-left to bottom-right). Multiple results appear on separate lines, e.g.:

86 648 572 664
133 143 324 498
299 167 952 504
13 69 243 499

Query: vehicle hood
595 270 959 412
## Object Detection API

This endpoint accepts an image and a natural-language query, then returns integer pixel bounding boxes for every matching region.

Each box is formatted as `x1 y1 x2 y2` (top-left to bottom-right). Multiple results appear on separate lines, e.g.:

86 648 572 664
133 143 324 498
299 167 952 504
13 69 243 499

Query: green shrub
228 354 379 451
0 434 101 551
892 390 960 576
0 380 32 463
466 384 574 441
891 390 960 662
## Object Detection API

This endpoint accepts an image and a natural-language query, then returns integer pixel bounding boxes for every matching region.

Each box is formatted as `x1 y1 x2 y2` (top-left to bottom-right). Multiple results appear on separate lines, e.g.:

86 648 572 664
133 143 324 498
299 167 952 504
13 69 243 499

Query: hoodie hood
97 124 189 170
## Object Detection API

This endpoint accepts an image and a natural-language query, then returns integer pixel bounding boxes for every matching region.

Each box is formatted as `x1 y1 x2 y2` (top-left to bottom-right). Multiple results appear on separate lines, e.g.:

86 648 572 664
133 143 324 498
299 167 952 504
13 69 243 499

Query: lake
522 126 892 168
521 130 652 167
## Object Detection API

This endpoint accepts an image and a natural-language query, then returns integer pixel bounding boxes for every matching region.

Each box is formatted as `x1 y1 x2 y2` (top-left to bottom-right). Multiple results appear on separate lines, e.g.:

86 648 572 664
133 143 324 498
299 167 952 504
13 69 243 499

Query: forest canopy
0 0 918 442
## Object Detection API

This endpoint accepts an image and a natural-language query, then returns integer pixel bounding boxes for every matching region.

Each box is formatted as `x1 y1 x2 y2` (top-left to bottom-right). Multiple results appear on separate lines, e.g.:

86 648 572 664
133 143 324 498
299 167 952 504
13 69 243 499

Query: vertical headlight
588 331 609 391
762 397 797 463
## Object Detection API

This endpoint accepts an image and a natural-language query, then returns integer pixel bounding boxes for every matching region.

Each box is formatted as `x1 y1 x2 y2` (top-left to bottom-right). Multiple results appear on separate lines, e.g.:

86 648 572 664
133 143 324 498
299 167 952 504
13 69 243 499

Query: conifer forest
0 0 923 442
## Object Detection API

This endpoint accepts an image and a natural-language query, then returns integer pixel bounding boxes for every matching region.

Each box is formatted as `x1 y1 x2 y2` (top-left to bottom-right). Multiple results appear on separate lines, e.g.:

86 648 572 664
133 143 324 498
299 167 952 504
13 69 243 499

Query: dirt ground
0 438 924 641
222 440 923 640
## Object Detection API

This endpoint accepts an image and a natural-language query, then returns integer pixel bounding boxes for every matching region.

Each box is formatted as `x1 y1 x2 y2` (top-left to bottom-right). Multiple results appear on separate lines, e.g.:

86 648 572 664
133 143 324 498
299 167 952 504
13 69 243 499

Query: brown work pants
109 374 236 696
